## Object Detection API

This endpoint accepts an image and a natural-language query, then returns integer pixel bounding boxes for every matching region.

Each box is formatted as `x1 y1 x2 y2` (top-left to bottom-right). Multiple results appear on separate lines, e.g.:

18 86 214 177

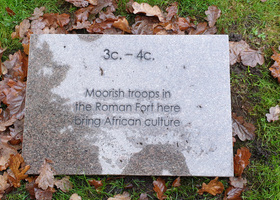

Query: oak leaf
232 113 255 141
19 19 31 38
70 193 82 200
0 115 17 132
223 186 243 200
166 2 178 21
65 0 89 7
34 187 56 200
30 18 47 34
35 159 55 190
0 172 10 198
229 177 247 188
74 6 94 23
269 47 280 83
108 191 131 200
205 6 221 27
153 177 167 200
139 193 148 200
0 143 17 171
26 177 37 199
29 7 45 20
172 177 181 187
240 48 264 67
188 22 207 35
54 176 73 193
177 17 192 31
197 177 224 196
88 179 103 193
229 40 250 65
266 105 280 122
87 0 98 5
126 0 135 13
9 119 24 144
113 17 132 33
234 147 251 177
132 2 164 22
132 16 159 35
8 153 30 188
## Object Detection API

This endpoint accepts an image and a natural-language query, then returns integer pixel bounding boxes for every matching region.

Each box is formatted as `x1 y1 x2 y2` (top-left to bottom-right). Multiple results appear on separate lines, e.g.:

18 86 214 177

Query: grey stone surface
23 34 233 176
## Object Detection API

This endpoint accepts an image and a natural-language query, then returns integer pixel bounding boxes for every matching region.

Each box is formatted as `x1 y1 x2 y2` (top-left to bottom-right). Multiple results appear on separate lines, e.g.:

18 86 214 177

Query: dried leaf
189 22 207 35
177 17 192 31
108 191 131 200
35 159 55 190
132 2 164 22
88 179 103 193
87 11 118 33
87 0 98 5
126 0 135 13
166 2 178 21
57 13 71 27
54 176 73 193
269 47 280 83
229 40 250 65
34 187 56 200
0 115 17 132
0 143 17 171
229 177 247 188
29 7 45 20
19 19 30 38
113 17 132 33
172 177 181 187
5 7 15 16
224 186 243 200
205 6 221 27
240 48 264 67
0 172 10 198
132 16 159 35
65 0 89 7
26 178 37 199
124 183 133 189
70 193 82 200
232 113 255 141
153 178 167 200
139 193 148 200
266 105 280 122
74 6 94 23
8 154 30 188
30 18 47 34
198 177 224 196
234 147 251 177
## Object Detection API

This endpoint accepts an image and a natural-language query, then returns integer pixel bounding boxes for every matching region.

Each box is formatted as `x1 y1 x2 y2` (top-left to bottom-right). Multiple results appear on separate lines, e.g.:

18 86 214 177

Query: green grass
1 0 280 199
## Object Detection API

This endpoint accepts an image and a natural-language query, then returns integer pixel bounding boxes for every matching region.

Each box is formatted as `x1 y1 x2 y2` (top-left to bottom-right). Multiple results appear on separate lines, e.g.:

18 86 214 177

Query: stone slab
23 34 233 176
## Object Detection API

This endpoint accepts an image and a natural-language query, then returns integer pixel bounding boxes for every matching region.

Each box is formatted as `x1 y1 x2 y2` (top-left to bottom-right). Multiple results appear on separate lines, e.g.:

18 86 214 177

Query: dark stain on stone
23 35 102 174
122 144 190 176
78 34 102 42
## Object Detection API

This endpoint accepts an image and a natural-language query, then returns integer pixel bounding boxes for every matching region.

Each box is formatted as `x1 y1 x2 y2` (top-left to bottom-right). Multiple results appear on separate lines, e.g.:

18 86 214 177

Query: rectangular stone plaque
23 34 233 176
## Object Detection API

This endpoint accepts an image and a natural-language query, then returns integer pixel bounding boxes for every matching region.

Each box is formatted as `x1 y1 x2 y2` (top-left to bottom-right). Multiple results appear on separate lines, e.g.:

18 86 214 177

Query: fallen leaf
126 0 135 13
232 113 255 141
5 7 15 16
65 0 89 7
26 178 37 199
57 13 71 27
188 22 207 35
269 47 280 83
240 48 264 67
88 179 103 193
74 6 94 23
19 19 30 38
223 186 243 200
172 177 181 187
70 193 82 200
124 183 133 189
177 17 192 31
54 176 73 193
229 177 247 188
139 193 148 200
0 115 17 132
34 187 56 200
166 2 178 21
205 5 221 27
108 191 131 200
0 172 10 198
8 154 30 188
234 147 251 177
87 0 98 5
0 142 17 171
153 178 167 200
35 159 55 190
29 7 45 20
131 16 159 35
132 2 164 22
229 40 250 65
197 177 224 196
266 105 280 122
113 17 132 33
30 18 47 34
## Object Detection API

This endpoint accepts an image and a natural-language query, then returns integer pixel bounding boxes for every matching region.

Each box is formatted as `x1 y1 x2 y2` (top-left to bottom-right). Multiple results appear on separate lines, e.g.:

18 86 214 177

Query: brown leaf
88 179 103 193
74 6 94 23
26 177 38 199
126 0 135 13
5 7 15 16
0 115 17 132
87 11 118 33
124 183 133 189
108 191 131 200
34 187 56 200
139 193 148 200
29 7 45 20
177 17 192 31
166 2 178 21
54 176 73 193
35 159 55 190
19 19 30 38
188 22 207 35
0 172 11 198
70 193 82 200
229 40 250 65
0 142 17 171
65 0 89 7
8 154 30 188
232 113 255 141
234 147 251 177
266 105 280 122
229 177 247 188
240 48 264 67
205 5 221 27
223 186 243 200
30 18 47 34
73 21 91 29
172 177 181 187
132 16 159 35
269 47 280 83
197 177 224 196
87 0 98 5
113 17 132 33
132 2 164 22
57 13 71 27
204 26 217 35
153 178 167 200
